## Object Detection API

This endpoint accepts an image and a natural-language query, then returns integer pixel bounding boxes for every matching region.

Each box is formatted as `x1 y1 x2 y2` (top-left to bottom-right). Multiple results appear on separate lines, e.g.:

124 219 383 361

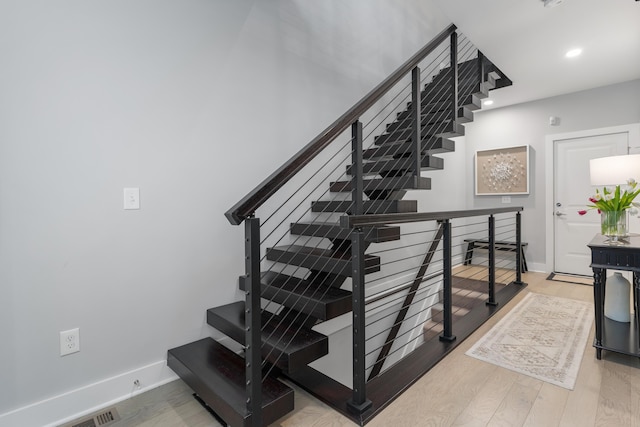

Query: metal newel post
515 211 524 285
487 215 497 306
351 121 364 215
245 217 262 426
440 219 456 342
450 32 459 124
411 66 422 177
347 228 372 414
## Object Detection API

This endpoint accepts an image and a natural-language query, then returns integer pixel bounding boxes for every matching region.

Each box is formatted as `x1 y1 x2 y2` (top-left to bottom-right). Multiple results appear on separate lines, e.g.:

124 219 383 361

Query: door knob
555 211 566 216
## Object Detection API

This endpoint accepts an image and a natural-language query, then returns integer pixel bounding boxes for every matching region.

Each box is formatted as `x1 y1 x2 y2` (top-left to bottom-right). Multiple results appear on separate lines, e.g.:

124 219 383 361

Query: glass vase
600 210 628 243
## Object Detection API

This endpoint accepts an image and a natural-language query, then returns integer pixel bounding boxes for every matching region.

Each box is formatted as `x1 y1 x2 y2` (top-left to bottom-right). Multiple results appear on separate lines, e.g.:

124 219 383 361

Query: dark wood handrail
340 206 523 228
225 23 457 225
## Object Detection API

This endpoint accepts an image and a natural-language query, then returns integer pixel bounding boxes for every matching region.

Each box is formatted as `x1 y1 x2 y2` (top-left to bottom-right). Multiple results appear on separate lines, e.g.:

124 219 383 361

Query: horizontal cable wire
365 269 445 314
364 284 443 341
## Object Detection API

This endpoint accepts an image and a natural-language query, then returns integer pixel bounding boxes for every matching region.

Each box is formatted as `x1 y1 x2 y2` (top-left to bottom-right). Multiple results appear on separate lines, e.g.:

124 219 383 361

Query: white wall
0 0 452 424
462 79 640 271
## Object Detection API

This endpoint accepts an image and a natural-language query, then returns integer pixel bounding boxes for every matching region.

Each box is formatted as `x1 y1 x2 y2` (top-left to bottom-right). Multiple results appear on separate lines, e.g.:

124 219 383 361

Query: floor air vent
63 407 120 427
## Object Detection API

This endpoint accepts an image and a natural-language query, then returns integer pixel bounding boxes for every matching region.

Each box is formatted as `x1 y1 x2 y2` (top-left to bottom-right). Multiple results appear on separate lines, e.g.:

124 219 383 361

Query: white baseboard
526 262 546 273
0 360 178 427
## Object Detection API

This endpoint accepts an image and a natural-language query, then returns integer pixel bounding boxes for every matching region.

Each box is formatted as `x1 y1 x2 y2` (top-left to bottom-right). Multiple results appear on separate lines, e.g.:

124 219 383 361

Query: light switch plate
124 188 140 210
501 196 511 204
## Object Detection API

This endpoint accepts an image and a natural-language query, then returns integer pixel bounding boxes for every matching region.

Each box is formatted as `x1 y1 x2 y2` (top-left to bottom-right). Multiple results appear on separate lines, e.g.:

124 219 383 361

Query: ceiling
435 0 640 109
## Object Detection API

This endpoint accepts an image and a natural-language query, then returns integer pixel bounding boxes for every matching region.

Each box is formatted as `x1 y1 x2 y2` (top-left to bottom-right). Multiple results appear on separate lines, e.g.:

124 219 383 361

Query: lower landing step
167 338 294 427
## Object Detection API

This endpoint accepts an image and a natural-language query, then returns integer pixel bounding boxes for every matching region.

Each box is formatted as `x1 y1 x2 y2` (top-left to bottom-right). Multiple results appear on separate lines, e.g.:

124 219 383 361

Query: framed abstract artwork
475 145 529 195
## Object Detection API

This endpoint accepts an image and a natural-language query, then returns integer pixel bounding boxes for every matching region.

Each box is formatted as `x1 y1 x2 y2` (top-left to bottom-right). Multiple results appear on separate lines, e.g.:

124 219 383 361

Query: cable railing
225 24 459 226
227 24 513 423
363 212 521 378
344 208 524 408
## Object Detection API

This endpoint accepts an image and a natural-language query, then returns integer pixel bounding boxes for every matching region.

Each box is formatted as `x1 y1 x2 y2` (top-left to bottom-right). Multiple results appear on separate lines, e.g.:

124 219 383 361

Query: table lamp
590 154 640 186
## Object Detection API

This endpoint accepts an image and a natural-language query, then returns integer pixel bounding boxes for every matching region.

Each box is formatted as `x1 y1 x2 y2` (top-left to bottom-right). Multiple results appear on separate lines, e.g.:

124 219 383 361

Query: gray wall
0 0 452 418
463 79 640 271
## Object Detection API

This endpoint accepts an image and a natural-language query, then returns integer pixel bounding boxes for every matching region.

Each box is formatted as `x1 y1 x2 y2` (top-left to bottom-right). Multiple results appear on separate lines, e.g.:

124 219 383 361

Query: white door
554 133 628 275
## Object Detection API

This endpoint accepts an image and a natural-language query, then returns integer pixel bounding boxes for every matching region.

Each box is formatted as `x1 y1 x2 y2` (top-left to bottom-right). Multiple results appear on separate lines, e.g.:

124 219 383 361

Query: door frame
544 123 640 274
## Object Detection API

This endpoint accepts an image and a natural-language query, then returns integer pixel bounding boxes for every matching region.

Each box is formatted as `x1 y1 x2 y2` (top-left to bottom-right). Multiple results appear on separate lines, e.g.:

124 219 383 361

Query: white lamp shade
590 154 640 186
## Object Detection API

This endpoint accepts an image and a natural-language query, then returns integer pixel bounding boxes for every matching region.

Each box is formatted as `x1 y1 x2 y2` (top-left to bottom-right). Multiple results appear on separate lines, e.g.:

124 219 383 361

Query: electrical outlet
60 328 80 356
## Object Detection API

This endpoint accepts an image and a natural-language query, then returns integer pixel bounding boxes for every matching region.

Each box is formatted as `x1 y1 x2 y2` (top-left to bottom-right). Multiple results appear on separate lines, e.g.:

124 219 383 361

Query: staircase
168 25 512 427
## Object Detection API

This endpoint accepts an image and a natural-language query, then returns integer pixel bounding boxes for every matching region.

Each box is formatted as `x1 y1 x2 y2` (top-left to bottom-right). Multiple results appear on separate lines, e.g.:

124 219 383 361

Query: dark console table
588 234 640 360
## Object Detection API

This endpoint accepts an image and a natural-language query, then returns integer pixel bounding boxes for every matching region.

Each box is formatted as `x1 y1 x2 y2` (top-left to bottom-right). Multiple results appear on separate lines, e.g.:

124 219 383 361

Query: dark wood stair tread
167 337 294 427
374 121 459 145
395 100 453 122
310 199 417 214
374 128 462 147
267 244 380 276
239 271 352 320
346 155 444 176
330 176 431 193
207 301 328 372
290 221 401 243
383 118 458 137
365 138 455 159
386 113 457 133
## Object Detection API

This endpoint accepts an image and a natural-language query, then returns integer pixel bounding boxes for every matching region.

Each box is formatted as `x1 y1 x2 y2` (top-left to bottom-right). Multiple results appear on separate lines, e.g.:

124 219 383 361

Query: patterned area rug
465 292 594 390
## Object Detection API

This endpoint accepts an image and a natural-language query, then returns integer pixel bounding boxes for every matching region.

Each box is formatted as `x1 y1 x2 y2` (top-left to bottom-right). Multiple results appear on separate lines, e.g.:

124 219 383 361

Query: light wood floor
107 272 640 426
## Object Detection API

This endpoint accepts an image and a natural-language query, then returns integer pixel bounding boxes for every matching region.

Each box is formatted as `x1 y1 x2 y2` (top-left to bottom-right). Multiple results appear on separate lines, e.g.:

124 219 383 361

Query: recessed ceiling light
565 48 582 58
483 99 494 106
